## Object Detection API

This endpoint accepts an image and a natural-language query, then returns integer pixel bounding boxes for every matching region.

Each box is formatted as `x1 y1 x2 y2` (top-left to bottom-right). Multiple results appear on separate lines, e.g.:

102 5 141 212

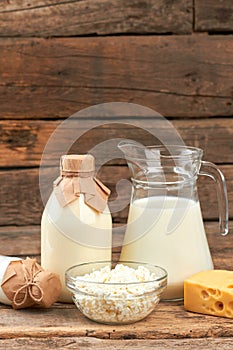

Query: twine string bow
12 260 44 307
13 268 43 307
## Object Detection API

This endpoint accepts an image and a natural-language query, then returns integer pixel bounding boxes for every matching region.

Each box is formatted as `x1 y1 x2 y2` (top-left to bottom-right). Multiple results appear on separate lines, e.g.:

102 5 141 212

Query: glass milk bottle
118 142 228 300
41 154 112 302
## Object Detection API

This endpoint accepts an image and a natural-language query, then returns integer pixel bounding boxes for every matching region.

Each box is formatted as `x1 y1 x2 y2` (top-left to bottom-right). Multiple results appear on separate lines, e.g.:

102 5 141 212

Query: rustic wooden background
0 0 232 263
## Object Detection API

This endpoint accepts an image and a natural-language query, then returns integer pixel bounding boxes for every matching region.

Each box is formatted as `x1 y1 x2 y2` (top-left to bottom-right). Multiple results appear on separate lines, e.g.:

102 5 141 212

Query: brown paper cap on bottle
61 154 95 173
54 154 110 211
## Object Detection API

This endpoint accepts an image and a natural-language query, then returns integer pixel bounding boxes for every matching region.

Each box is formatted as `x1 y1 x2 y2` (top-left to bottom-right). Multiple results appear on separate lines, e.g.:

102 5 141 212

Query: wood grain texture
0 36 232 119
0 118 233 167
0 337 232 350
0 301 232 340
0 226 40 256
0 165 232 226
1 86 233 120
0 0 192 36
195 0 233 32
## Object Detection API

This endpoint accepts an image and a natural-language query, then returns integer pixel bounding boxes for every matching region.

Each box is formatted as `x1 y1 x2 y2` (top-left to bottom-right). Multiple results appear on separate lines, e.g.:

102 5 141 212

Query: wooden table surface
0 299 233 350
0 222 232 350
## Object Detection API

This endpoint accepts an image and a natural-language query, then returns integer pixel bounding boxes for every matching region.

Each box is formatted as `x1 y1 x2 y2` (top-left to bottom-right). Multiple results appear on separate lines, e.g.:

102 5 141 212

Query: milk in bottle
41 155 112 302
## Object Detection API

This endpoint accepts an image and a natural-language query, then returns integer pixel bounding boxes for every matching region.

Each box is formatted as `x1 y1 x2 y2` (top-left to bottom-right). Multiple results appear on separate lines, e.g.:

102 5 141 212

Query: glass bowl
65 260 167 325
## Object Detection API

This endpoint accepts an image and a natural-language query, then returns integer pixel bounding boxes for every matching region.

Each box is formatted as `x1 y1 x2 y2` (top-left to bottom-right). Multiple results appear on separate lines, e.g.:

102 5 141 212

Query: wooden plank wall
0 0 232 259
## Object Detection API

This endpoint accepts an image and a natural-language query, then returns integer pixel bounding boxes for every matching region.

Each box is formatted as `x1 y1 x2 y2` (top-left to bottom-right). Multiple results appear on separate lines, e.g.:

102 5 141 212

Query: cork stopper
61 154 95 174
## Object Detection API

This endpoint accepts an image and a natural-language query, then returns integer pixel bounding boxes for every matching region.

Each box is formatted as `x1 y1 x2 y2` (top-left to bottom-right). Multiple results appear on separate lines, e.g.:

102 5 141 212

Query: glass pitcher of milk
118 141 228 300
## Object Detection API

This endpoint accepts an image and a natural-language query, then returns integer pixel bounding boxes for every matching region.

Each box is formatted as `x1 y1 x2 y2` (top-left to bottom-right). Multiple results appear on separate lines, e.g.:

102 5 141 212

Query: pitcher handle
199 161 228 236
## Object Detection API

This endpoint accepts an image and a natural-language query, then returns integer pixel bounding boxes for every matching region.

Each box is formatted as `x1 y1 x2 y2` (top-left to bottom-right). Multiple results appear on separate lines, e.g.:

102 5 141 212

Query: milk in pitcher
120 196 213 299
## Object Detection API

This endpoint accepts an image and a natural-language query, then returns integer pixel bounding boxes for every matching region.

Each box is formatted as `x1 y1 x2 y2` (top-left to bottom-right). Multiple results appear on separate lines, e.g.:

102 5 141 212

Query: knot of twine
13 265 43 307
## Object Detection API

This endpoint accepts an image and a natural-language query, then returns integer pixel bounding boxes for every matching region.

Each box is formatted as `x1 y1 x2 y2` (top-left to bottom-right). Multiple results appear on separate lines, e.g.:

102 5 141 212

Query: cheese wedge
184 270 233 319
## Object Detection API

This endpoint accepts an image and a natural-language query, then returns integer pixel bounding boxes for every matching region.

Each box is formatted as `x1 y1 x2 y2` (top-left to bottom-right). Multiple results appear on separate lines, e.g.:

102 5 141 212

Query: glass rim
65 260 168 286
121 144 203 161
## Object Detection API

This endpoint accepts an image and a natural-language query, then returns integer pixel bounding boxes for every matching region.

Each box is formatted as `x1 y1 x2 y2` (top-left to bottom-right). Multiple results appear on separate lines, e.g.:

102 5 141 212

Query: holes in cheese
214 301 224 311
207 288 221 297
207 288 217 295
184 270 233 319
201 290 209 299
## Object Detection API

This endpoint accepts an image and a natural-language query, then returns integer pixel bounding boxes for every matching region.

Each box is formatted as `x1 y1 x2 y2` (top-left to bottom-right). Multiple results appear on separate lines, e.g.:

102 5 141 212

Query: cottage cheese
73 264 163 324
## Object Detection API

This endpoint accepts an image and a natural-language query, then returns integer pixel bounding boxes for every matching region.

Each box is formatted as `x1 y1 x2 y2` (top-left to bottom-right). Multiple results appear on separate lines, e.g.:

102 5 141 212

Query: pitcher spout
118 140 147 160
118 140 162 178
